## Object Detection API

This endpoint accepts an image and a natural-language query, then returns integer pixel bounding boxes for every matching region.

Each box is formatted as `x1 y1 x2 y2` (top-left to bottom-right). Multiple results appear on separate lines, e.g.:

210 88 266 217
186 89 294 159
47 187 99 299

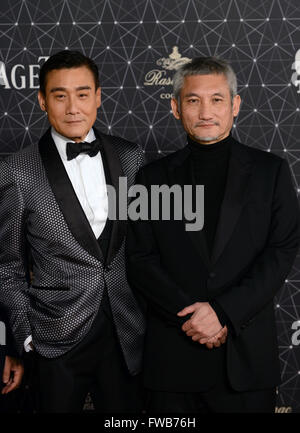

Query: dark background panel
0 0 299 413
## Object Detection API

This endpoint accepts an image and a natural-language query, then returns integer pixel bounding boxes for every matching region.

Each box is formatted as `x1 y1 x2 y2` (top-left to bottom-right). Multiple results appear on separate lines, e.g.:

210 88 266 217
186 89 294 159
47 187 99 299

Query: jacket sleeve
215 159 300 336
0 160 31 355
126 168 193 327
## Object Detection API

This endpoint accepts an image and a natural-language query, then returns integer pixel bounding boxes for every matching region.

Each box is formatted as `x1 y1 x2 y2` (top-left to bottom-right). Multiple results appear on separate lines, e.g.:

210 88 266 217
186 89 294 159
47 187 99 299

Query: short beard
193 135 220 143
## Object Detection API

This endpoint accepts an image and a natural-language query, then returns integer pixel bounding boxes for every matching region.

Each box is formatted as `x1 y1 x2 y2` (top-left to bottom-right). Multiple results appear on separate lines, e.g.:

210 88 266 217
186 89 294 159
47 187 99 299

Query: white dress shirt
24 127 108 352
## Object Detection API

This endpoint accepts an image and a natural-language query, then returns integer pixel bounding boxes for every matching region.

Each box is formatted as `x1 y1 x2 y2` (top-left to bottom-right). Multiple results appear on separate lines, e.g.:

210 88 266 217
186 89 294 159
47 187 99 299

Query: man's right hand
1 356 24 394
178 302 228 349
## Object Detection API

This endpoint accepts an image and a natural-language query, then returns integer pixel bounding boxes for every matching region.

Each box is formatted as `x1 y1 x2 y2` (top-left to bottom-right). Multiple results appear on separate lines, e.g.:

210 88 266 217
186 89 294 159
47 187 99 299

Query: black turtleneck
188 134 233 328
188 133 232 257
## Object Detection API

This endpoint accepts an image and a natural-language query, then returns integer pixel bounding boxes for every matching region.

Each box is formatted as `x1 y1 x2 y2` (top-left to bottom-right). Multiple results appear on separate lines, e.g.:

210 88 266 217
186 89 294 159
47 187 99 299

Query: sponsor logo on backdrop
291 320 300 345
275 406 292 413
0 56 49 89
144 46 190 99
83 393 95 411
291 49 300 93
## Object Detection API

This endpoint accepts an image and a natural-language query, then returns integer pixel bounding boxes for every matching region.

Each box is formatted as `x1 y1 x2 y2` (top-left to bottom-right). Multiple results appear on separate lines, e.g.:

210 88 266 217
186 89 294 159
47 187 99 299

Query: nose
65 95 79 115
198 101 213 120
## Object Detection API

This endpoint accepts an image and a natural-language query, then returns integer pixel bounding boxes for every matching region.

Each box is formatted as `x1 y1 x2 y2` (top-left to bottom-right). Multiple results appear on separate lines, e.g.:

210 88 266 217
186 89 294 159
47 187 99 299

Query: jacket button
209 272 216 278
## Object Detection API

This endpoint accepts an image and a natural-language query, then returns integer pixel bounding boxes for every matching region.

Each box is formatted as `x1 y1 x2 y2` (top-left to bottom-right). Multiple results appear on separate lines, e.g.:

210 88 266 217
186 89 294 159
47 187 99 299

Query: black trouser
146 358 276 413
146 387 276 413
32 303 143 413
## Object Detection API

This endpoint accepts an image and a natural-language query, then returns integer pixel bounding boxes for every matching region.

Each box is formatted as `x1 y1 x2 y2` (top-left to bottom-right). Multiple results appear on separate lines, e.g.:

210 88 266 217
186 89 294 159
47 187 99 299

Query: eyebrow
50 86 92 93
212 92 225 97
183 92 225 98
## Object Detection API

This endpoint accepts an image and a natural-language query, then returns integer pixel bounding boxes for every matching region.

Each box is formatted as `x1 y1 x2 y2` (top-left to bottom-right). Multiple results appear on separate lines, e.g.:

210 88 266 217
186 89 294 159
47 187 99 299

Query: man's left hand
201 326 228 349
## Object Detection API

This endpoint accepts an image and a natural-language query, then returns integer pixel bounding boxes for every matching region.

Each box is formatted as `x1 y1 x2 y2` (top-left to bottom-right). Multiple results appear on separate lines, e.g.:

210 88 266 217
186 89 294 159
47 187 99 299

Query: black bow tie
66 138 102 160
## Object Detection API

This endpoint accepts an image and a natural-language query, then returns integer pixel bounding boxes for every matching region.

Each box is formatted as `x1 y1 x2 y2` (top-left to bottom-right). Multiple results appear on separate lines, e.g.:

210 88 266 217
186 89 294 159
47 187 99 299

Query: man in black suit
0 50 145 413
126 57 300 413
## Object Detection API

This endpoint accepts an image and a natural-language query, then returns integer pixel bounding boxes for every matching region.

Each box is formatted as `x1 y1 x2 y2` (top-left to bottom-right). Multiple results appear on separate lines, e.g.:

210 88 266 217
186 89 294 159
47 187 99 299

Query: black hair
39 50 100 94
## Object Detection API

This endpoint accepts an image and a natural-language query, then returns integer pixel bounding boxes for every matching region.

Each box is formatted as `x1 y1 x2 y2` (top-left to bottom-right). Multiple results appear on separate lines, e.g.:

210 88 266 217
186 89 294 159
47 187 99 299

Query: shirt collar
51 127 96 161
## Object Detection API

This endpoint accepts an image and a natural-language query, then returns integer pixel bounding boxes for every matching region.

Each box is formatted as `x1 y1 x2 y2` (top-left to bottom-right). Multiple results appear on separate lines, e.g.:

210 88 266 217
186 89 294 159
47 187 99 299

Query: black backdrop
0 0 300 413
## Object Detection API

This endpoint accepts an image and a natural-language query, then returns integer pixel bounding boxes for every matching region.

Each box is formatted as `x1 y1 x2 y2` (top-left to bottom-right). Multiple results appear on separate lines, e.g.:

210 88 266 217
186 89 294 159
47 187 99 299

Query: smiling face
38 66 101 142
171 73 241 145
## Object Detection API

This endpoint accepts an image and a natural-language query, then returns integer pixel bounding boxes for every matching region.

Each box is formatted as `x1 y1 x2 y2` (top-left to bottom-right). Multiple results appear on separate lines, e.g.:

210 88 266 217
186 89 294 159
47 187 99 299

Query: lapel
167 145 211 269
39 128 127 265
210 140 253 266
94 129 126 265
167 139 253 270
38 128 103 262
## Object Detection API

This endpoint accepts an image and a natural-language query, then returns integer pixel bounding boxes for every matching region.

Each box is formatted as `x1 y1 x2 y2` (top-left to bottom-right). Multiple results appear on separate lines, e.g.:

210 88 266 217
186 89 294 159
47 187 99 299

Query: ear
171 98 181 120
96 86 101 109
232 94 241 117
38 91 47 112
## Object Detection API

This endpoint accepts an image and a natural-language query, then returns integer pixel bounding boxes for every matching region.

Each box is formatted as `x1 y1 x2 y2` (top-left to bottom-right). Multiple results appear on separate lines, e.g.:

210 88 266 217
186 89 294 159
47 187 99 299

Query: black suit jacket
126 138 300 392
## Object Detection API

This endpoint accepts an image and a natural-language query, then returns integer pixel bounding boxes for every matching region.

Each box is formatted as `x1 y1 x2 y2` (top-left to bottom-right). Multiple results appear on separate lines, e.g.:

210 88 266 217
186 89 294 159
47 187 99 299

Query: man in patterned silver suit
0 50 145 413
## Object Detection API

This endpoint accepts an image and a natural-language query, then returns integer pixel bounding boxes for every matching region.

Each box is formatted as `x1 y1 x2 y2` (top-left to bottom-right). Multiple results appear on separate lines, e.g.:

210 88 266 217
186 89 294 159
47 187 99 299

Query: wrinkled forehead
44 66 96 92
180 73 232 97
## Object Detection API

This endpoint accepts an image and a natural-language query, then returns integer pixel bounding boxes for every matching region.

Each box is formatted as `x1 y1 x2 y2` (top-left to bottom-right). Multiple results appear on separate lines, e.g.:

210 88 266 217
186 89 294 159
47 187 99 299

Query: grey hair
173 56 238 101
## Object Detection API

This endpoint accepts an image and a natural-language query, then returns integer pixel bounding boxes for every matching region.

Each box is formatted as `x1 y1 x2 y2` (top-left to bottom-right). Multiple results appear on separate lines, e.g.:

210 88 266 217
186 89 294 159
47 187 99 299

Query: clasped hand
177 302 228 349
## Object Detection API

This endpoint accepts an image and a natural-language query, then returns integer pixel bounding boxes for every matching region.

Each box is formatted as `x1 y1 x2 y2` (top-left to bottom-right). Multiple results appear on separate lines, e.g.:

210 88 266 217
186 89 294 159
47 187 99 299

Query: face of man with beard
171 73 241 145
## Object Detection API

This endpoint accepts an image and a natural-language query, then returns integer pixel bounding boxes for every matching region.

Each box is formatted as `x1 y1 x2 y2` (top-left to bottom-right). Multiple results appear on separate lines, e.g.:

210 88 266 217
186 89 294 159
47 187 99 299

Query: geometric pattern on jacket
0 128 146 375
